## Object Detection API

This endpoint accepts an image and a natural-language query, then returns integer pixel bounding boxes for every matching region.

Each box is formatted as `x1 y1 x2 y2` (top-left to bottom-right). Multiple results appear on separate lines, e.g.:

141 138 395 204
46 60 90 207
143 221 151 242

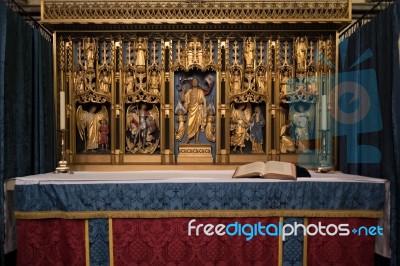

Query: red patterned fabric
307 218 378 266
113 217 279 266
17 219 85 266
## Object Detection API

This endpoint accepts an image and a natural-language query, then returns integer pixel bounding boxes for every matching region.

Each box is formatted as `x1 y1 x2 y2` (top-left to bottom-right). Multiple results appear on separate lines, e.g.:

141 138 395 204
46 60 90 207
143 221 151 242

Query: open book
232 161 297 180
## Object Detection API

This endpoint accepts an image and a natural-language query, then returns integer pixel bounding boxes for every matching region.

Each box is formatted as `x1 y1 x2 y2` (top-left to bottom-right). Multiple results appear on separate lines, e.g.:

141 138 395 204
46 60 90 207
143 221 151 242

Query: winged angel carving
76 105 109 152
126 104 160 154
289 104 315 153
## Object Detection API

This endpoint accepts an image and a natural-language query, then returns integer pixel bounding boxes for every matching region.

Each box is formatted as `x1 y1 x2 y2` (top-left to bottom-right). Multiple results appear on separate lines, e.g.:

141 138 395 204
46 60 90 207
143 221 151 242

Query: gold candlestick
55 129 73 174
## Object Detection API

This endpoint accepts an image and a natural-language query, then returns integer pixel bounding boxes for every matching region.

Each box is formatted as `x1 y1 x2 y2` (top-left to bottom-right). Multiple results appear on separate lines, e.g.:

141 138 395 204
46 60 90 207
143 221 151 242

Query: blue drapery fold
0 1 55 263
339 2 400 265
0 2 8 263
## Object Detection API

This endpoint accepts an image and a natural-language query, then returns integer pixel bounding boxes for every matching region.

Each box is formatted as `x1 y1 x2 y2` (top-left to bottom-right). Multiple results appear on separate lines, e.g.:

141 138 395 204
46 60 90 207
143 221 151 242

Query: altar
7 170 387 266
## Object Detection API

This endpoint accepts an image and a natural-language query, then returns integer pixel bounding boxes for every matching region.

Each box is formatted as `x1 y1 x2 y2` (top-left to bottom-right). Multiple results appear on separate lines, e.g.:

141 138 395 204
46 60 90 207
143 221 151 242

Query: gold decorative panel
42 0 351 24
51 0 346 168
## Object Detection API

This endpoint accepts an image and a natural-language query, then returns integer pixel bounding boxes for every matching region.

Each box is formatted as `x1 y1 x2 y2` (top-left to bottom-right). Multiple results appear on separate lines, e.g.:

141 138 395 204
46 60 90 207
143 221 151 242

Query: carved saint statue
230 103 252 152
289 104 315 153
175 100 187 142
256 69 267 94
231 69 242 94
280 69 291 95
76 105 108 152
125 71 135 94
243 38 254 68
135 38 147 71
99 119 109 150
126 104 160 154
295 37 307 70
84 38 96 70
250 106 265 153
74 69 85 94
99 70 111 93
180 78 207 143
149 70 160 94
280 121 295 153
306 73 318 95
205 103 216 143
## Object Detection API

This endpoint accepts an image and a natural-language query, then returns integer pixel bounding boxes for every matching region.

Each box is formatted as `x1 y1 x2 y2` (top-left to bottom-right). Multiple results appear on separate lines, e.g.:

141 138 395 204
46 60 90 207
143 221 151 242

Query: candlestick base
316 167 334 174
317 161 334 173
55 160 73 174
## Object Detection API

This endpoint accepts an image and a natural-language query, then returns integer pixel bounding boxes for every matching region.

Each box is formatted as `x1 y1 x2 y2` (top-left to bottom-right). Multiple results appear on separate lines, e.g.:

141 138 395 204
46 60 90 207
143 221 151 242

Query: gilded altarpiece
51 1 348 168
57 34 335 167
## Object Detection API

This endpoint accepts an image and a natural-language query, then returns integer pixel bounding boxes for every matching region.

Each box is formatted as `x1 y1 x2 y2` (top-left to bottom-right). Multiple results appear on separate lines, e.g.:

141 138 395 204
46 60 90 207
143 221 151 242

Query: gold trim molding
14 209 383 220
41 0 351 24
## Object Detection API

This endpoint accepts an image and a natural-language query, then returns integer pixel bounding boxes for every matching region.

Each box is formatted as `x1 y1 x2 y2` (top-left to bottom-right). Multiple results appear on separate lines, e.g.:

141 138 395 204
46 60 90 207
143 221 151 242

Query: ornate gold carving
76 105 109 152
59 38 65 71
205 103 216 143
229 39 267 104
171 38 218 72
230 102 252 152
125 104 160 154
55 32 337 164
66 38 73 71
69 37 112 104
123 38 161 104
42 1 351 24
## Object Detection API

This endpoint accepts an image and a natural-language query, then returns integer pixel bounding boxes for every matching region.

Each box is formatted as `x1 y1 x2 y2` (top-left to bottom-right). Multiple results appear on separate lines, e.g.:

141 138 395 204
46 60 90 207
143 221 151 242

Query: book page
233 161 267 178
264 161 295 177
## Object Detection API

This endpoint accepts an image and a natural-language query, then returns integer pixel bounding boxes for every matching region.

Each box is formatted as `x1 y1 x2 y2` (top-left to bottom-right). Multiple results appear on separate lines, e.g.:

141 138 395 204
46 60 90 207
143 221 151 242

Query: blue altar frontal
9 170 388 265
13 170 386 215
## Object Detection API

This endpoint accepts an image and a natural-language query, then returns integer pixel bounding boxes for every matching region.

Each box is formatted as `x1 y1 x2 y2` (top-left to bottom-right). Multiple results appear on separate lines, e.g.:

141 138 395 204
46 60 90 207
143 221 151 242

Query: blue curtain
339 2 400 265
0 1 55 263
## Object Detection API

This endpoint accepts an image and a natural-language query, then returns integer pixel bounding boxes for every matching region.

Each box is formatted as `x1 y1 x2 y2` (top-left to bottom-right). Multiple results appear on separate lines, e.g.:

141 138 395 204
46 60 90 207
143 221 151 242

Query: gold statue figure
289 104 315 153
306 71 318 95
280 69 291 95
99 70 111 93
126 104 160 154
230 102 252 152
84 37 96 70
295 37 307 70
76 105 109 152
243 38 254 68
174 100 187 142
125 71 135 94
205 103 216 143
230 69 242 94
74 69 85 94
256 69 267 94
180 78 207 144
135 38 147 71
250 106 265 153
280 121 295 153
149 70 160 94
